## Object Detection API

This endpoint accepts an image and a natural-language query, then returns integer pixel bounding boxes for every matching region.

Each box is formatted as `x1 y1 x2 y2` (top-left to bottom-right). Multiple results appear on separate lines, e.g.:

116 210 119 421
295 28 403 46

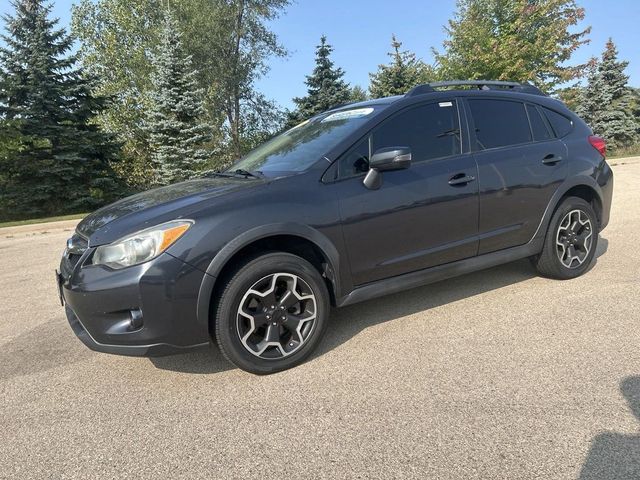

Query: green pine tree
630 88 640 138
369 35 432 98
0 0 122 220
289 36 352 124
349 85 369 103
576 39 638 151
145 9 211 185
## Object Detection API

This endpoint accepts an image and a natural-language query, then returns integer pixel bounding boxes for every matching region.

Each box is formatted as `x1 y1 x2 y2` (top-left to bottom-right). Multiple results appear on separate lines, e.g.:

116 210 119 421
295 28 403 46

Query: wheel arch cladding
555 182 603 228
196 224 341 333
536 176 604 244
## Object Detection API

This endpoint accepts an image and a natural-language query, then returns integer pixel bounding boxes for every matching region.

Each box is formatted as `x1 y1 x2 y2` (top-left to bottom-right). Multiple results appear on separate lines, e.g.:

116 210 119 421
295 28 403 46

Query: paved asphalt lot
1 159 639 480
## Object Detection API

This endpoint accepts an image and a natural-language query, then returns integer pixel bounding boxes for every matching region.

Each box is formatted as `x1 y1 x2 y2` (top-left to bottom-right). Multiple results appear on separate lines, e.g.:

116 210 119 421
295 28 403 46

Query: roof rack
405 80 546 97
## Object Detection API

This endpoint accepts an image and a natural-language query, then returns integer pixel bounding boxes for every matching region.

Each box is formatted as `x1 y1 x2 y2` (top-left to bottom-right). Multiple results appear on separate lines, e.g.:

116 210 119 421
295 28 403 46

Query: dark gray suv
57 80 613 374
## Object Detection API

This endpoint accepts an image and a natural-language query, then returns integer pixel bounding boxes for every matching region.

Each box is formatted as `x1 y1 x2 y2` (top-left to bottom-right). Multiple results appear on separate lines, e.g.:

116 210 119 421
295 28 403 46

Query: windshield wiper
202 171 234 178
202 169 263 179
231 169 263 179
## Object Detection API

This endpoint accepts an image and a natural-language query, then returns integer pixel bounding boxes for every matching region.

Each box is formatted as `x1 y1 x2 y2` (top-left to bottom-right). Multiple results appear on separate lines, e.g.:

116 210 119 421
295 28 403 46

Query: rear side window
526 104 553 141
468 99 532 149
541 107 573 137
372 101 461 162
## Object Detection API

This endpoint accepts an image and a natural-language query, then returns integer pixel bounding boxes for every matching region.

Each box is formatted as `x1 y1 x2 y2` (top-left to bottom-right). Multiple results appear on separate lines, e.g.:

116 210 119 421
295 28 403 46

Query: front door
328 100 480 286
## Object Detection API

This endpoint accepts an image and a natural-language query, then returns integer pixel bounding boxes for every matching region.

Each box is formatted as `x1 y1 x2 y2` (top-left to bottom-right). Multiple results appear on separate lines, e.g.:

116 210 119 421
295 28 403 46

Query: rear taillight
588 135 606 157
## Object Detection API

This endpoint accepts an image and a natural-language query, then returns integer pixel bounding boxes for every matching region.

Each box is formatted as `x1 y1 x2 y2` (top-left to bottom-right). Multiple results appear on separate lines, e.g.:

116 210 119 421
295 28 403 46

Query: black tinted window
527 104 552 141
339 137 370 178
468 99 532 149
372 101 461 162
542 107 572 137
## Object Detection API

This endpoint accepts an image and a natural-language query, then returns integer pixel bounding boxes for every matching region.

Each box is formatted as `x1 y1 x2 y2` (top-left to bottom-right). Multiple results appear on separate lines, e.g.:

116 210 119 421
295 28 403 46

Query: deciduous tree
72 0 163 188
434 0 591 92
183 0 289 163
72 0 289 173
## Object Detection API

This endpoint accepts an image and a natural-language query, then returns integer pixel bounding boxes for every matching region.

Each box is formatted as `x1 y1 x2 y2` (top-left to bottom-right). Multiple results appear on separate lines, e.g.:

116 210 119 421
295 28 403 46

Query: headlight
91 220 192 269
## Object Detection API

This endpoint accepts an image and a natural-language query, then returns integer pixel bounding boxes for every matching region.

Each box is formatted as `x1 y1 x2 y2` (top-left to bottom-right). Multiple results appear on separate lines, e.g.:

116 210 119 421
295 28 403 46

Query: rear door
327 99 480 285
466 98 568 254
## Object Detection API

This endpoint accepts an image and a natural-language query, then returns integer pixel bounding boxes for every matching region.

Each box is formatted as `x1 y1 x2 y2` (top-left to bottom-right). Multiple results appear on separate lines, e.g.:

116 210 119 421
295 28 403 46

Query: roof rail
405 80 546 97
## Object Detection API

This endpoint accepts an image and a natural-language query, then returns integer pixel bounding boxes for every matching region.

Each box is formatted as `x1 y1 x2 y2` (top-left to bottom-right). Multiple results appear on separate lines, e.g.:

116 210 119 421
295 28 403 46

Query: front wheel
531 196 599 279
214 252 330 374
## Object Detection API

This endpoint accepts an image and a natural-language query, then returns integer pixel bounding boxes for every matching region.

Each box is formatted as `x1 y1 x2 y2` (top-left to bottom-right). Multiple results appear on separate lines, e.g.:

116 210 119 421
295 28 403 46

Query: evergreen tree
0 0 121 220
145 10 211 185
630 88 640 138
290 36 352 124
369 35 432 98
349 85 369 103
576 39 637 151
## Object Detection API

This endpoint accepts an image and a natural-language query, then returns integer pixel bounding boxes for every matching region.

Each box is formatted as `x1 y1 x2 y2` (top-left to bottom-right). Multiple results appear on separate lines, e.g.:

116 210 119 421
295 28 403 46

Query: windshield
229 107 380 174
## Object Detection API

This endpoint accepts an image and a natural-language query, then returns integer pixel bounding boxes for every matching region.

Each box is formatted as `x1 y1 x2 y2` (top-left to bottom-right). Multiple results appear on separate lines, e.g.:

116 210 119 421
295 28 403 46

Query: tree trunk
229 0 245 160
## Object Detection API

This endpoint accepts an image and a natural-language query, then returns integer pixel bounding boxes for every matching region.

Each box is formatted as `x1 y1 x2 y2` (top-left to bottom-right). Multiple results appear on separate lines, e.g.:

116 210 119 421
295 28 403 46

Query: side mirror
363 146 412 190
369 147 412 171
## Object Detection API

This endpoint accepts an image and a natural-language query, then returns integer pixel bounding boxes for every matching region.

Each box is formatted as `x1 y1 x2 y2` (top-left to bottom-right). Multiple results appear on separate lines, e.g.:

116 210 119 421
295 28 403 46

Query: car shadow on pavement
317 235 608 359
579 376 640 479
150 235 608 374
148 259 539 375
587 236 608 273
316 258 537 358
149 345 233 374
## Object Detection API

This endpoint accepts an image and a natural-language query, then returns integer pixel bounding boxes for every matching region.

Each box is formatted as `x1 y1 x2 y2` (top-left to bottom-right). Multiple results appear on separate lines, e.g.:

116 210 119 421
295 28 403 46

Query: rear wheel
532 196 598 279
214 252 330 374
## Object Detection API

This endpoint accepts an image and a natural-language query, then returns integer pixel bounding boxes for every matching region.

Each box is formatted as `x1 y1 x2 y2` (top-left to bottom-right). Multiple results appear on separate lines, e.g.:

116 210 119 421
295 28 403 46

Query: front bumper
59 248 211 357
64 305 208 356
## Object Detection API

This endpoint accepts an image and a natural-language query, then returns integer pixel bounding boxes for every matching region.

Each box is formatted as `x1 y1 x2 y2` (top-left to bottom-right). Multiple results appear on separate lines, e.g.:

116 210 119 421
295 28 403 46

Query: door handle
448 173 476 186
542 153 562 165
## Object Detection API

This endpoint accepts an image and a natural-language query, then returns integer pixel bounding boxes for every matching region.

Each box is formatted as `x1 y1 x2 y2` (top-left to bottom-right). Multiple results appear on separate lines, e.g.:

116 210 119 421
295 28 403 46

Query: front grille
67 252 83 269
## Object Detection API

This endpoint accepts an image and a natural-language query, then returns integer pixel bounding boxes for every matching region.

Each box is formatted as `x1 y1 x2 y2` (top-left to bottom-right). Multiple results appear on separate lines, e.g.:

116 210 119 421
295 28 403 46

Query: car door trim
336 235 544 307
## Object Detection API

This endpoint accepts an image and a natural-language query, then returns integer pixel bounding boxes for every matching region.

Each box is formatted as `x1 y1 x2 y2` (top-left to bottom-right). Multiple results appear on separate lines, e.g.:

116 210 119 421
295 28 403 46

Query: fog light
129 309 143 330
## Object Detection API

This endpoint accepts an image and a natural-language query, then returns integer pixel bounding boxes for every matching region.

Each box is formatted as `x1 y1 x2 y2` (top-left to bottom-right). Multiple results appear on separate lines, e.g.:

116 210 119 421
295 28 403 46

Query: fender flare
196 223 341 330
532 175 604 242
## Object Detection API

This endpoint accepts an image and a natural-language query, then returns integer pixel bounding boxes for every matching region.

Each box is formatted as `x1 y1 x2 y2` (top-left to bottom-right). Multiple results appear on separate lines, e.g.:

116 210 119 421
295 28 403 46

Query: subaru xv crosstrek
57 80 613 374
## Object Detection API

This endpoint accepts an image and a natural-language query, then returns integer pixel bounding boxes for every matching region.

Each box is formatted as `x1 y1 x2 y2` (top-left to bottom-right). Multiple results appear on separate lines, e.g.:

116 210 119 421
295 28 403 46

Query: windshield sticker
321 108 374 123
439 101 453 107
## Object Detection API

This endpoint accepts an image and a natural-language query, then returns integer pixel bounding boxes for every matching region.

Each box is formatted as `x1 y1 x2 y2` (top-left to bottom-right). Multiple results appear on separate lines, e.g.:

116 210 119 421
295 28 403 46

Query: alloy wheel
555 209 593 269
236 273 317 359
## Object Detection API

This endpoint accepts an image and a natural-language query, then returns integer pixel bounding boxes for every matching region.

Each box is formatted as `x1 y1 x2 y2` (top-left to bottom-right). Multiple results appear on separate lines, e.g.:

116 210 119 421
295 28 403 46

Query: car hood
77 176 265 245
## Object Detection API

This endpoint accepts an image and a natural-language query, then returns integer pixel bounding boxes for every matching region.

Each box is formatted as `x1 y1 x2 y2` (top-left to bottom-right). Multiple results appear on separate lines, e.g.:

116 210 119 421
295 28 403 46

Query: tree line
1 0 638 221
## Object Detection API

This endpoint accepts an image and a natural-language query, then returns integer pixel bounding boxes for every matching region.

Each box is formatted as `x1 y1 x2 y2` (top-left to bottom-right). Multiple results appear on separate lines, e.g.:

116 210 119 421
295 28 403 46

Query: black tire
531 196 598 279
214 252 330 374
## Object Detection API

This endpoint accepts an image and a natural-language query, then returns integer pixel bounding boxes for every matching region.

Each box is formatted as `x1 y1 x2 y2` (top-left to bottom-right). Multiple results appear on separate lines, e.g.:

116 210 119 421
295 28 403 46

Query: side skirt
336 238 544 307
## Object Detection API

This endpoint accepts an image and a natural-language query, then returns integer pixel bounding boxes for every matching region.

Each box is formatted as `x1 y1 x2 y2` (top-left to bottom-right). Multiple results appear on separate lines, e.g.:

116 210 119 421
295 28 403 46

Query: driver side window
373 100 461 161
337 100 461 179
